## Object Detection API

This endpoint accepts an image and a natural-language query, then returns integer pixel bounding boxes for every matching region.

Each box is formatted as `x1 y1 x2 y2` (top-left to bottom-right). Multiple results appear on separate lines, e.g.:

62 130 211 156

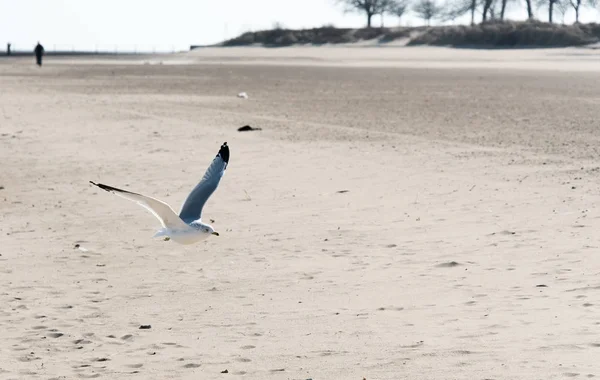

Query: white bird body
90 142 230 245
152 222 215 245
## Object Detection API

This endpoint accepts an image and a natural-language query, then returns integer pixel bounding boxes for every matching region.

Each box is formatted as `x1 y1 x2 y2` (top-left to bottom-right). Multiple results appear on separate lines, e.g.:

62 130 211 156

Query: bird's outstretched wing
89 181 189 230
178 142 229 224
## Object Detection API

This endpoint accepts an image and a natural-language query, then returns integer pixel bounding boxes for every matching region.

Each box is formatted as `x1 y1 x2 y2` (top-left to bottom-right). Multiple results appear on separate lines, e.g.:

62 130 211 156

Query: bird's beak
211 232 220 236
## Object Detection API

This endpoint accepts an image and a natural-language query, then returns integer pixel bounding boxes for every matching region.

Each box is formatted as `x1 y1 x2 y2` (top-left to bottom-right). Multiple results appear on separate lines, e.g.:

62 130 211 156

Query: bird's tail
153 228 168 239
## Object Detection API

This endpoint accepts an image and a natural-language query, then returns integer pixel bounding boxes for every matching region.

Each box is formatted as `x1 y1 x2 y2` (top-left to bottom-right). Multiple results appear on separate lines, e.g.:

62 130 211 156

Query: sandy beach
1 46 600 379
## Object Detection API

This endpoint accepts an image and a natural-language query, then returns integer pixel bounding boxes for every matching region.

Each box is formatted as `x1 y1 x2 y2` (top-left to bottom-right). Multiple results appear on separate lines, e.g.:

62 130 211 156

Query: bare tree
499 0 513 20
272 21 286 30
443 0 512 23
385 0 411 23
568 0 597 22
525 0 535 18
413 0 441 25
442 0 479 25
481 0 495 20
335 0 391 27
379 0 395 26
536 0 562 22
488 0 500 18
555 0 569 22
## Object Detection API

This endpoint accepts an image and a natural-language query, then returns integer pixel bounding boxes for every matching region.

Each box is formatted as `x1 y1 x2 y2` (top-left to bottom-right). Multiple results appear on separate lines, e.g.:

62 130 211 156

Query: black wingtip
218 142 229 164
89 181 132 194
90 181 110 192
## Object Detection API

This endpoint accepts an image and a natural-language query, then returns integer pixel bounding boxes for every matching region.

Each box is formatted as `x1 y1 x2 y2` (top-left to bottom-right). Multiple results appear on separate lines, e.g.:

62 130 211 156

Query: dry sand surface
1 47 600 379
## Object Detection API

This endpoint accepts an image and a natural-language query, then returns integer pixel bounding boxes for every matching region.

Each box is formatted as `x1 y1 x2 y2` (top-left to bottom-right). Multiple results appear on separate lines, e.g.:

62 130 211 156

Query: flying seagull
90 142 229 245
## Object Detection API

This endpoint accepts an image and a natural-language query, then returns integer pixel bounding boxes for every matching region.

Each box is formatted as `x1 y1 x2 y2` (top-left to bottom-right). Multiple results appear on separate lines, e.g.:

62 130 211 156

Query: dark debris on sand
238 125 262 132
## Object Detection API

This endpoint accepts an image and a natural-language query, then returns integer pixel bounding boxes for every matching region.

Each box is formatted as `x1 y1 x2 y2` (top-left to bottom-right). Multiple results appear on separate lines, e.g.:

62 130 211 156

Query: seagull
90 142 229 245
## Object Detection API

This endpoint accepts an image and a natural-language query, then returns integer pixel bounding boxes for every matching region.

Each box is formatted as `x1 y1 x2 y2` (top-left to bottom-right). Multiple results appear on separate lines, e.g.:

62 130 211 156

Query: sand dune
1 47 600 379
185 45 600 72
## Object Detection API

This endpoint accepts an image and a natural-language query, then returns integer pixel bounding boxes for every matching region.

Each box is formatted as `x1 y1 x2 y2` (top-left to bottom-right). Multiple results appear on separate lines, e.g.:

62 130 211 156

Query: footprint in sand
78 374 100 379
436 261 461 268
18 353 41 362
183 363 201 368
73 339 92 345
377 306 405 311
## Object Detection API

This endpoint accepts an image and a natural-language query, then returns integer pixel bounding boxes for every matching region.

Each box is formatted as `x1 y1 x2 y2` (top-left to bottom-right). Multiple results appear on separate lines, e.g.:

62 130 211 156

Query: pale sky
0 0 598 52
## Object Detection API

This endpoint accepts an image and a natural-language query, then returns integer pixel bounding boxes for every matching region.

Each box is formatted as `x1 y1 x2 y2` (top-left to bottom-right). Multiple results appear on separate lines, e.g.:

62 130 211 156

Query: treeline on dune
219 21 600 48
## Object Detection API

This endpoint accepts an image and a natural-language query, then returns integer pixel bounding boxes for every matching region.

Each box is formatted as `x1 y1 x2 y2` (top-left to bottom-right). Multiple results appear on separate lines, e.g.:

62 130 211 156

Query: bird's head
202 224 219 237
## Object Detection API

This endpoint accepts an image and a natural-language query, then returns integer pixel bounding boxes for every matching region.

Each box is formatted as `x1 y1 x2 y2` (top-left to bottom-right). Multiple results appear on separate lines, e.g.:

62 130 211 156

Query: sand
1 47 600 379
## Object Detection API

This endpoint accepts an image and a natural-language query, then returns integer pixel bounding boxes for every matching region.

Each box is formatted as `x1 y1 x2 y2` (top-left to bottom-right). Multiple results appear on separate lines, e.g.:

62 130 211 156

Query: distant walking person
6 43 11 56
34 42 44 66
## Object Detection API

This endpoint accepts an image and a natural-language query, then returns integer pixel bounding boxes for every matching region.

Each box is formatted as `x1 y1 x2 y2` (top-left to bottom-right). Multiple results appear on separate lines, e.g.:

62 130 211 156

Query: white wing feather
89 181 189 230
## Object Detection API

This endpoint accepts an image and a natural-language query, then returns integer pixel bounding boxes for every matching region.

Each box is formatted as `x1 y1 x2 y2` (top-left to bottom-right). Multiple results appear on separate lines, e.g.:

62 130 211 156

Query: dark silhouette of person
34 42 45 66
6 43 11 56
